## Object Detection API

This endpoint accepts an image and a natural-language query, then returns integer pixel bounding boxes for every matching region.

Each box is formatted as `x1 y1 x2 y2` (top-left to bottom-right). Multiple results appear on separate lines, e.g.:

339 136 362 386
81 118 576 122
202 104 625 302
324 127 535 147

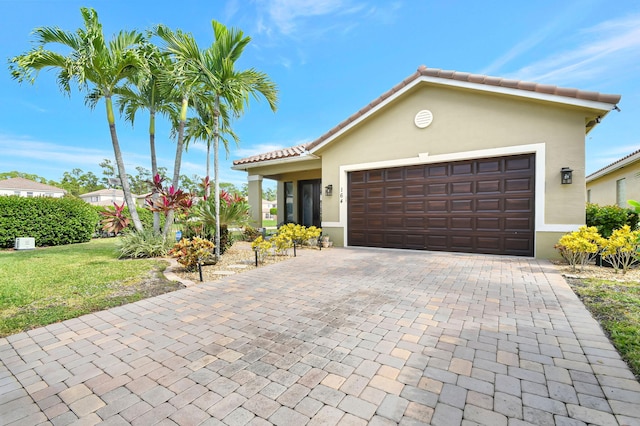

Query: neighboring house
262 199 277 220
586 149 640 207
0 177 66 198
80 188 144 207
233 65 620 259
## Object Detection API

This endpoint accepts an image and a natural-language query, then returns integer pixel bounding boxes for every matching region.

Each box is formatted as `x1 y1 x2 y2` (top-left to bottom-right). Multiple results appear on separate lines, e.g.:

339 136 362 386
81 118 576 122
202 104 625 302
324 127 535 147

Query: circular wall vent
414 110 433 128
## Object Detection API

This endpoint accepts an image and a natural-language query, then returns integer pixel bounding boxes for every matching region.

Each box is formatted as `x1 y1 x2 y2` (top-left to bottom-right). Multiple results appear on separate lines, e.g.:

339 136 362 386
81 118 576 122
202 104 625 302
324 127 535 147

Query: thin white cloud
261 0 353 35
506 14 640 86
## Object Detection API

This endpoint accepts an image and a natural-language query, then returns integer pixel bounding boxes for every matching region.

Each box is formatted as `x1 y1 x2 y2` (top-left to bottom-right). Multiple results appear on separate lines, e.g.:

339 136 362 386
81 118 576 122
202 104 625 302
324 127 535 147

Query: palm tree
116 41 174 233
154 25 204 236
198 20 278 259
184 97 238 198
9 7 146 231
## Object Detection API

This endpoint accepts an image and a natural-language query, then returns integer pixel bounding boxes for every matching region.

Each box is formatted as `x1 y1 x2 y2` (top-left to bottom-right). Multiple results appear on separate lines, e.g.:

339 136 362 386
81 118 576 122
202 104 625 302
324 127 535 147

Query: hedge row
0 196 99 248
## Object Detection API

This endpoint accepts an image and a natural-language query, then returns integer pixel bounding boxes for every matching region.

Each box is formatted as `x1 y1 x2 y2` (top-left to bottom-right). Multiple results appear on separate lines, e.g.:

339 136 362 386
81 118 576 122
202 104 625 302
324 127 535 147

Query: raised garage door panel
347 154 535 256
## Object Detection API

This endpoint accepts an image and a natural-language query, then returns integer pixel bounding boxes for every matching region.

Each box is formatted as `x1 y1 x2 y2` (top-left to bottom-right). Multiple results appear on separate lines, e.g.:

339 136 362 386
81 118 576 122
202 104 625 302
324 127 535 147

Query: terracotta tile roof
0 177 65 193
586 148 640 180
233 144 310 166
234 65 622 167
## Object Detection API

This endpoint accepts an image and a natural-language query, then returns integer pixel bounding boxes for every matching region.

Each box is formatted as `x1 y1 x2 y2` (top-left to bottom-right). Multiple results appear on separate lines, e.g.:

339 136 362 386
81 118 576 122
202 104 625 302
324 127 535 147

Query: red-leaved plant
100 202 130 234
146 174 193 217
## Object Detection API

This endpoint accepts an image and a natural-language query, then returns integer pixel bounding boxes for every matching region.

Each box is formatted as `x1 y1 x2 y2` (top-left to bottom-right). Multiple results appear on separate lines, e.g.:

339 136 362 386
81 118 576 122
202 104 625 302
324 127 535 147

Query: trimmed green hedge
586 203 639 238
0 196 99 248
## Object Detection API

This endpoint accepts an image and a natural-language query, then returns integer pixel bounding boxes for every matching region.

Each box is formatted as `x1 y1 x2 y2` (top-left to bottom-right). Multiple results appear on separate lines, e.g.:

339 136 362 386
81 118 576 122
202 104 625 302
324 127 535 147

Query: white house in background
0 177 66 198
80 188 145 207
262 199 277 221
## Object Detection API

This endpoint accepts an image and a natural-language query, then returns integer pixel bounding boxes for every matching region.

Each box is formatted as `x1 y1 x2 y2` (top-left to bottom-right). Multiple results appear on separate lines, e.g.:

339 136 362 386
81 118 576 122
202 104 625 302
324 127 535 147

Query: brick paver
1 247 640 425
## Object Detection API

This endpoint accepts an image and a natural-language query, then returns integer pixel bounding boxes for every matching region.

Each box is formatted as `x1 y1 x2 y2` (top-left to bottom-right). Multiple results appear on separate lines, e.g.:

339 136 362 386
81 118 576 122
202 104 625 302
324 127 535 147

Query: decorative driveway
1 248 639 425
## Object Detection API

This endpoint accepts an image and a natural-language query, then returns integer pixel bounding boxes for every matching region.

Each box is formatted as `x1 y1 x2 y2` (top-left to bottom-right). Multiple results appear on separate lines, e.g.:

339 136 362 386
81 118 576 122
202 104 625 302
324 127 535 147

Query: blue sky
1 0 639 189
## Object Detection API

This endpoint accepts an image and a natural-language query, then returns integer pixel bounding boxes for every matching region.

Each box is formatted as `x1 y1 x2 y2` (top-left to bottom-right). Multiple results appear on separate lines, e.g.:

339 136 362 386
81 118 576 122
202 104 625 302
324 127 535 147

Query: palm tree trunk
213 96 221 260
149 109 160 234
106 95 143 232
163 95 189 237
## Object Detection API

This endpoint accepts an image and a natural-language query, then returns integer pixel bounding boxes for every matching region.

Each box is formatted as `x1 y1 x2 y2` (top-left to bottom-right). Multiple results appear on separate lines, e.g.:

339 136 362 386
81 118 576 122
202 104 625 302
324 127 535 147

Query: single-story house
80 188 144 207
586 149 640 208
233 66 621 258
0 177 66 198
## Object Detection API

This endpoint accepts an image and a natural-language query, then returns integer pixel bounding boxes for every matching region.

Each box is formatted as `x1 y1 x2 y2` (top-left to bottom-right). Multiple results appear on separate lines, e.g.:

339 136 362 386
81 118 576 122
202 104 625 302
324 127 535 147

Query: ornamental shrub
251 235 272 262
600 225 640 274
0 195 98 248
117 229 174 259
277 223 322 245
555 226 606 271
169 237 215 270
586 203 638 238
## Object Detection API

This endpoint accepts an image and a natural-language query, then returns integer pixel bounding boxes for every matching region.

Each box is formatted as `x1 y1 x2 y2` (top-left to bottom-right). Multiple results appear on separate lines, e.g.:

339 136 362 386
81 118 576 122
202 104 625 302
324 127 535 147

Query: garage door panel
426 217 448 229
505 178 532 192
451 181 473 194
348 154 534 256
406 217 425 228
427 183 447 195
406 201 425 213
477 159 501 174
505 198 532 212
385 169 403 181
477 180 501 193
477 217 501 230
367 187 384 198
451 217 473 230
505 217 532 230
506 156 533 171
405 185 425 197
477 198 501 211
452 163 473 176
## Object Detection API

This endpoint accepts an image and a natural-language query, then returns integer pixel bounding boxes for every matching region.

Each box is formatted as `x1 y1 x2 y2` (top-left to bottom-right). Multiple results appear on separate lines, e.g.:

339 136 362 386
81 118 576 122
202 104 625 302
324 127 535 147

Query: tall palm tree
199 20 278 259
116 41 174 233
9 7 146 231
154 25 204 236
184 97 238 198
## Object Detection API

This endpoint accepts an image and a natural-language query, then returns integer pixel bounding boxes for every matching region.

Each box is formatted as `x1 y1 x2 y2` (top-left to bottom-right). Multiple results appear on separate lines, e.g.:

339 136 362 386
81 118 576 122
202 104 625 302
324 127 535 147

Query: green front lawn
568 278 640 379
0 238 180 337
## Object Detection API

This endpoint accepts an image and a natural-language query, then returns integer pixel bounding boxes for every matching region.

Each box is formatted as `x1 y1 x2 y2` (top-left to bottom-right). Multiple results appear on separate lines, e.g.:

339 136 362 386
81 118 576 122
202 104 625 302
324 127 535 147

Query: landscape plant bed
557 262 640 380
0 238 183 337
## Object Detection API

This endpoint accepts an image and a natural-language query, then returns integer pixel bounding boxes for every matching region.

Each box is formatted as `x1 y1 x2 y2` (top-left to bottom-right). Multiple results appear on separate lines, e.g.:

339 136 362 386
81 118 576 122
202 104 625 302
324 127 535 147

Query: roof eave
586 151 640 182
309 75 619 156
231 153 320 171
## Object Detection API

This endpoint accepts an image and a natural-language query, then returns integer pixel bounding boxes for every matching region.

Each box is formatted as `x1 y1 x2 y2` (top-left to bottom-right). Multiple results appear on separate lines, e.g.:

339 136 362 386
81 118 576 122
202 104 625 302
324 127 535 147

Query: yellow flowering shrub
271 233 293 255
556 226 606 271
251 235 272 262
169 237 215 270
278 223 322 245
600 225 640 274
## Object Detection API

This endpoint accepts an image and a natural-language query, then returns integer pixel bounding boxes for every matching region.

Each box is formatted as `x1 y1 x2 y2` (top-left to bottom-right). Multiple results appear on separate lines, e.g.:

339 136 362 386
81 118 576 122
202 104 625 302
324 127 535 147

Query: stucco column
248 175 263 227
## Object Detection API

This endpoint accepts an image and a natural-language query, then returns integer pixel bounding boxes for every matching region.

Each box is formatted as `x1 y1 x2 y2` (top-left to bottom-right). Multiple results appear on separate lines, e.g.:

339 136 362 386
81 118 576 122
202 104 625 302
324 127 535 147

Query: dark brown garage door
348 154 535 256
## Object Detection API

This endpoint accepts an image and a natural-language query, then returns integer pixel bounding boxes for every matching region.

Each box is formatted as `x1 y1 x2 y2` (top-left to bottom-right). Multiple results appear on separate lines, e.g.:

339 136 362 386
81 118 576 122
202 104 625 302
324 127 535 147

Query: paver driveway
2 248 640 425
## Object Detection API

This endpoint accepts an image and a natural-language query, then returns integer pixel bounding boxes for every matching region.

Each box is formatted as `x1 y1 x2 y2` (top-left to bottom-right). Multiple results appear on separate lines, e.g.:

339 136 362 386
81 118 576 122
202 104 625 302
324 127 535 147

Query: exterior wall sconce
325 184 333 196
561 167 573 184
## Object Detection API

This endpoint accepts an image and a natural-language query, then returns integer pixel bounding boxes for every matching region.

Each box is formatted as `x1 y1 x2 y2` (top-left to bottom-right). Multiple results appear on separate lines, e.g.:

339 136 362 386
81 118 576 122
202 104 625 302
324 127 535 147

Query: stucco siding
587 162 640 207
319 85 589 232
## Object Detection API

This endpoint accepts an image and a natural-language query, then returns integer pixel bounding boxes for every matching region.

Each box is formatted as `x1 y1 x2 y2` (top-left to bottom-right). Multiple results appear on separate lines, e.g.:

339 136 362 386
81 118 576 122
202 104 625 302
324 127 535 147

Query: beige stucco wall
587 161 640 207
316 84 598 258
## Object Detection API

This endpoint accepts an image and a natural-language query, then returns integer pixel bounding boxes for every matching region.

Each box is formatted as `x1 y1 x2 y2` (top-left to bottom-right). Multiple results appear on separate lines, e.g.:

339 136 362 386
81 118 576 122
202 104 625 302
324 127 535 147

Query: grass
262 219 277 228
568 278 640 379
0 238 178 337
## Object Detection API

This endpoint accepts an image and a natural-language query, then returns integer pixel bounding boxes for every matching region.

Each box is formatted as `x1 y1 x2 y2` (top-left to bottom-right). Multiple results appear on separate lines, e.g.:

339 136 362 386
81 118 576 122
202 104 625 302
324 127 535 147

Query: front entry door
298 179 321 228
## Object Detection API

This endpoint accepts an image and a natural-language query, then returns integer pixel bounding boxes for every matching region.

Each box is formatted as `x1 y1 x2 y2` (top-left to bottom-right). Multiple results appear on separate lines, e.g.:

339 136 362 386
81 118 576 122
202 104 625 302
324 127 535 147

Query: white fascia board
231 153 318 171
586 152 640 182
